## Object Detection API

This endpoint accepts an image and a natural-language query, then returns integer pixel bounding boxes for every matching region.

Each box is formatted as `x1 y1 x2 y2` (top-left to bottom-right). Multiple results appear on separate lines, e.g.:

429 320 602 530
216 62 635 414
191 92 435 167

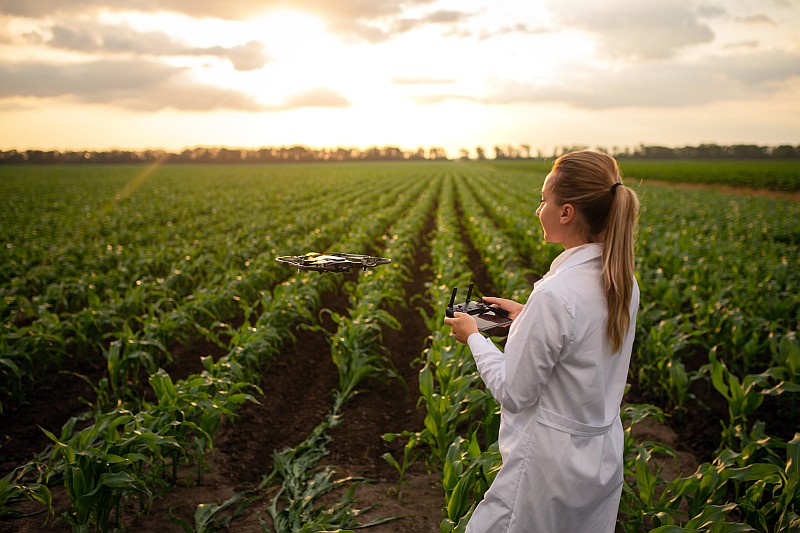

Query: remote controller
446 283 512 331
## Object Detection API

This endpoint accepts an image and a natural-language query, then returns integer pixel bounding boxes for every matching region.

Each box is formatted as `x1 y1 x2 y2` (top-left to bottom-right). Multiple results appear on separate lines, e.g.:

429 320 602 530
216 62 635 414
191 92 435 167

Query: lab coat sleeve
467 332 505 400
467 287 573 414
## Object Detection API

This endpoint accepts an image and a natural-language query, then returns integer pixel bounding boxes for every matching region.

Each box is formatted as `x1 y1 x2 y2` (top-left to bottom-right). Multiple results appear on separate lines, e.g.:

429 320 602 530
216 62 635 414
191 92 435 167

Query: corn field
0 160 798 532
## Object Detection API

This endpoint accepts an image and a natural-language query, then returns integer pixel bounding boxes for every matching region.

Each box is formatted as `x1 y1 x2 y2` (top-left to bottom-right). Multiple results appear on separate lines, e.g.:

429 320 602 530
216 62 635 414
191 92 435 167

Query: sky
0 0 799 158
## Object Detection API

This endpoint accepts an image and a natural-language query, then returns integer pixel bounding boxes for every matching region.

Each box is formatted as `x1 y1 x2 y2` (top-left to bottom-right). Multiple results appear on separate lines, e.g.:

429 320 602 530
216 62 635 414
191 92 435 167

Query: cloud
723 40 760 50
264 87 350 111
390 10 470 35
0 58 352 113
324 7 472 43
695 5 726 19
540 52 800 108
25 21 269 71
0 0 270 19
739 14 777 27
478 23 553 41
411 93 478 105
224 42 270 71
415 50 800 109
391 76 457 85
545 0 715 60
718 50 800 85
448 21 554 42
0 0 467 43
0 101 34 111
0 0 435 29
0 59 264 111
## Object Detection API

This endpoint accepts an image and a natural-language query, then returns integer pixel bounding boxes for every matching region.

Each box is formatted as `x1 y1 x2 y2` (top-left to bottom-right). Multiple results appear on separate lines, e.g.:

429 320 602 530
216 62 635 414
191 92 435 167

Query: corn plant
381 429 423 489
619 406 799 532
636 317 703 417
761 333 800 420
439 431 501 533
649 503 755 532
261 413 366 533
618 403 673 532
705 347 775 452
0 469 52 519
169 491 249 533
41 409 178 532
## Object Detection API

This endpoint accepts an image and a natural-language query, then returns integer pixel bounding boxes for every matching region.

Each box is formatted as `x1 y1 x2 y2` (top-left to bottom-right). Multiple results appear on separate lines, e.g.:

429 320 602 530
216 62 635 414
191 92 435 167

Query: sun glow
240 10 346 102
2 1 796 157
250 9 331 54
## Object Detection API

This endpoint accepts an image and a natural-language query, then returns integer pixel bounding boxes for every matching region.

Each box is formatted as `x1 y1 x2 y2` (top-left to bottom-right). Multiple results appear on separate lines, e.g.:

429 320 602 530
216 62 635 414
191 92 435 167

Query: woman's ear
559 203 576 225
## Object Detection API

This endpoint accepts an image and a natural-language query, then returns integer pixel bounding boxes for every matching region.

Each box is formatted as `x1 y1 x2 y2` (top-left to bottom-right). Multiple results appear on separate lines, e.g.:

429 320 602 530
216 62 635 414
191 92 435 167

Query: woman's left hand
443 312 479 344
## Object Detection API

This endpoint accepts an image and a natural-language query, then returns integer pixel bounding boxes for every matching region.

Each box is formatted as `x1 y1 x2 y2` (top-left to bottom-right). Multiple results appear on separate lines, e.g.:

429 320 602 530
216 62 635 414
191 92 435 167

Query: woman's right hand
482 296 524 321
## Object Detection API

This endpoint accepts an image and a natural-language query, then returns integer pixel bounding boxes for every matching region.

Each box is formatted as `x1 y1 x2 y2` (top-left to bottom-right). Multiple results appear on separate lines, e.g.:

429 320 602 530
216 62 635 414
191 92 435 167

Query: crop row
261 172 441 532
0 164 434 530
381 173 503 531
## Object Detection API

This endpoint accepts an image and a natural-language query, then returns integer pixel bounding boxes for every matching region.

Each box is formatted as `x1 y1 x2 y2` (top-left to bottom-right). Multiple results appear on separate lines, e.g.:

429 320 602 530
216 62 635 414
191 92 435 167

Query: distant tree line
493 143 800 160
0 145 447 164
613 143 799 160
1 143 798 164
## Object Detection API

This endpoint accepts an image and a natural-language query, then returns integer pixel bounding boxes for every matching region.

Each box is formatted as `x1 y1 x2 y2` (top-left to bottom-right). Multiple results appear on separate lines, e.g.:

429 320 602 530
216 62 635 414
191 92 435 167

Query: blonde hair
549 151 640 353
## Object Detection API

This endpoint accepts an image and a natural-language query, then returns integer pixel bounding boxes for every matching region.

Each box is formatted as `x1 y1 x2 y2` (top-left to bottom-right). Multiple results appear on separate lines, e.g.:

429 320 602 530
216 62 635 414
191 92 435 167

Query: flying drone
275 252 392 273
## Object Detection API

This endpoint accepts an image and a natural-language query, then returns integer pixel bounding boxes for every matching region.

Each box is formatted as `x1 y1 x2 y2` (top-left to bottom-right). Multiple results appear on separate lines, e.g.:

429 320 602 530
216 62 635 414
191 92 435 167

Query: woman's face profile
536 172 563 243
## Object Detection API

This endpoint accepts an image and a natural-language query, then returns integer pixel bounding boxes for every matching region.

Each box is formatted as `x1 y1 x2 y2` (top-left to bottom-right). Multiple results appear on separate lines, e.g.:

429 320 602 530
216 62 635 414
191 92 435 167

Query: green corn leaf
96 471 137 490
380 452 401 472
722 463 784 484
635 446 657 507
787 434 799 480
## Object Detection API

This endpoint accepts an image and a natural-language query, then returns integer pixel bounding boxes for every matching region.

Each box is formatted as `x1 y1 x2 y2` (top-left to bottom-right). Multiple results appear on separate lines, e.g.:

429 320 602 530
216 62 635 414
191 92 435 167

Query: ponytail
550 151 640 352
601 184 639 352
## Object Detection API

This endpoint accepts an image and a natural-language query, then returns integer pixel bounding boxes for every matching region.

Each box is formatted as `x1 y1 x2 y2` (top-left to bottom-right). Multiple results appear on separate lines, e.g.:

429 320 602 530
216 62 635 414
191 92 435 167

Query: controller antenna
465 283 474 306
448 287 458 308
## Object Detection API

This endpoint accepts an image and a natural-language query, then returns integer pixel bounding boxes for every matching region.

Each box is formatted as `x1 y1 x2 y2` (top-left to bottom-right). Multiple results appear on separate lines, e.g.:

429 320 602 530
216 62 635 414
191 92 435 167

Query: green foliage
41 410 169 531
621 160 800 192
439 432 500 532
1 161 797 530
0 469 52 519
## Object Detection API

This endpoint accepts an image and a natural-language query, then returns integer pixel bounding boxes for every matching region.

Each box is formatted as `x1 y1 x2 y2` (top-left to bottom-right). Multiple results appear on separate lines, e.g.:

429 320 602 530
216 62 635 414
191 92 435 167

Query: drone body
275 252 391 273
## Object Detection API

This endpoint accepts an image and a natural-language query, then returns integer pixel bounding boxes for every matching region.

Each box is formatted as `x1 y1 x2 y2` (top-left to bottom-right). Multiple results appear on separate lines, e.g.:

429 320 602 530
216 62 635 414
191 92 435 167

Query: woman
444 150 640 532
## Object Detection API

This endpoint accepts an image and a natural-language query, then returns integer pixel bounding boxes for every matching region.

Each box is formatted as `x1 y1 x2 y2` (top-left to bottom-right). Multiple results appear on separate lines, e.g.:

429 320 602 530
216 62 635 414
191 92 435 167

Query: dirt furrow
316 202 443 532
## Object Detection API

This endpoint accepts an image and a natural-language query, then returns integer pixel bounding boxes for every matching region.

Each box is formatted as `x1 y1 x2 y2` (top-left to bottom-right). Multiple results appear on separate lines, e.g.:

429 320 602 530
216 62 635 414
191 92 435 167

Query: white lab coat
466 243 638 533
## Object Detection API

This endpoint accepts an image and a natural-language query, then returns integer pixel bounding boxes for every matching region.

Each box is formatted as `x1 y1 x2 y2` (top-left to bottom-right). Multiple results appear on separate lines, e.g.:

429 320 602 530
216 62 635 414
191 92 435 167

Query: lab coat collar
547 243 602 276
